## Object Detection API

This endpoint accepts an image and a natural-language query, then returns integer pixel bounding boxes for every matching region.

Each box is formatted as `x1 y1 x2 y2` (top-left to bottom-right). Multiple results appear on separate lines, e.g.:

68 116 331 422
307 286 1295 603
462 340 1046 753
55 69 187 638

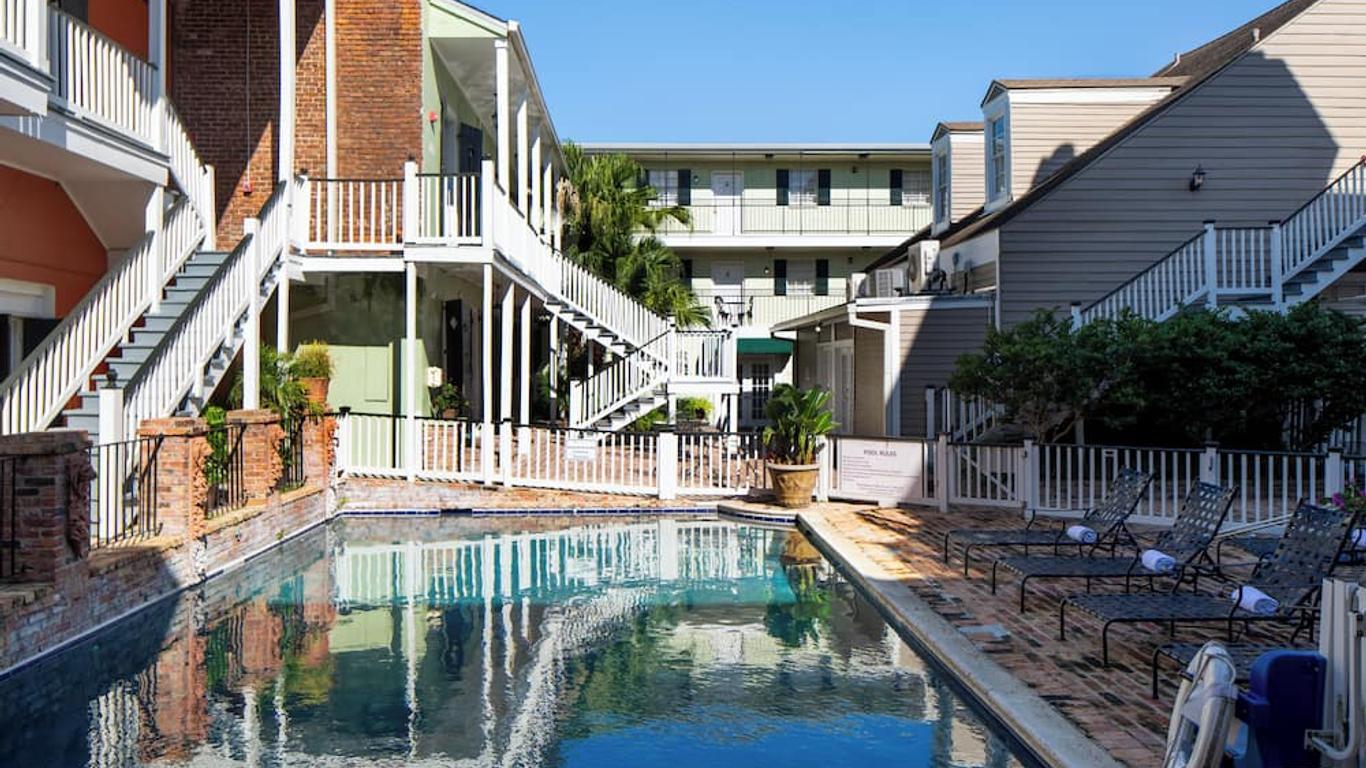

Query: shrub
292 341 333 379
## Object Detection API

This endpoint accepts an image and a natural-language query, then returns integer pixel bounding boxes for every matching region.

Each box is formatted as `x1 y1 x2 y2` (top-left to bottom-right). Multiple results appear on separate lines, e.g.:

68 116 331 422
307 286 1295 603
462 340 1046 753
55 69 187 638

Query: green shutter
817 169 831 206
890 169 903 206
637 168 649 191
773 259 787 296
815 259 829 296
681 258 693 287
776 169 789 206
677 169 691 205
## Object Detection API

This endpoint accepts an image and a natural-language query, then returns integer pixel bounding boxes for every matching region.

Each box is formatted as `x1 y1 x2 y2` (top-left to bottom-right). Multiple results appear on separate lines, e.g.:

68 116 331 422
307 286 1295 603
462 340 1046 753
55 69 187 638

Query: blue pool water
0 516 1030 767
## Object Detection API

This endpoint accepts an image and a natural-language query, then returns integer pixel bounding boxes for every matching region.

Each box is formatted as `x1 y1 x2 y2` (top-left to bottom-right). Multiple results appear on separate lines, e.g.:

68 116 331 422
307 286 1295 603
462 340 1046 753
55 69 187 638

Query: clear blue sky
482 0 1282 144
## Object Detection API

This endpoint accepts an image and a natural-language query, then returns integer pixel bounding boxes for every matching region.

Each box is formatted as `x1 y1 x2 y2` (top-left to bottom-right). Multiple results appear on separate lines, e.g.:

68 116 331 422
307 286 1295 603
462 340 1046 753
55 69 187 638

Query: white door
711 261 745 326
711 171 743 235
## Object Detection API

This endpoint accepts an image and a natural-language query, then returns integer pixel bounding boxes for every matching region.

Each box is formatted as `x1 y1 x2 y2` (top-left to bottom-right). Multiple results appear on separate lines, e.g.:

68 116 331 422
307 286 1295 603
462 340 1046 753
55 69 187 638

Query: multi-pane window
786 260 816 296
989 117 1008 199
788 169 818 206
934 152 950 219
646 169 678 206
904 169 931 206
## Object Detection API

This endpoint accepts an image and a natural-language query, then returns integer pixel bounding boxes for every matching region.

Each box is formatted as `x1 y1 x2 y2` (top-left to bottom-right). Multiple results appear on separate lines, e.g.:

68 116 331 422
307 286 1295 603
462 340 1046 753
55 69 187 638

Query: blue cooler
1227 649 1326 768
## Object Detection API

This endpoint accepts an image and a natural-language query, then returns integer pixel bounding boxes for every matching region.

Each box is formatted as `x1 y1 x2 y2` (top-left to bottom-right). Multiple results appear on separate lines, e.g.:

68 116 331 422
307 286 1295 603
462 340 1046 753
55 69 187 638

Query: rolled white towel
1230 585 1279 616
1066 524 1098 544
1351 528 1366 551
1140 548 1176 574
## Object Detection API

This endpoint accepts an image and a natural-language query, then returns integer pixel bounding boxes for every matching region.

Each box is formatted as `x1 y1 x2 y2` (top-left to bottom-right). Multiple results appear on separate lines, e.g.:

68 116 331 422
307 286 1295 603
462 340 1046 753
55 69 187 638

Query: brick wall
169 0 420 244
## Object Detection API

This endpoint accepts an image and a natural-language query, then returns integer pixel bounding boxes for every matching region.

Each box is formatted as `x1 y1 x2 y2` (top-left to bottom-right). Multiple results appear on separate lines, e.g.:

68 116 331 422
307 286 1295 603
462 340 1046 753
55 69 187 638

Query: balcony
0 0 47 115
692 286 845 331
654 200 931 245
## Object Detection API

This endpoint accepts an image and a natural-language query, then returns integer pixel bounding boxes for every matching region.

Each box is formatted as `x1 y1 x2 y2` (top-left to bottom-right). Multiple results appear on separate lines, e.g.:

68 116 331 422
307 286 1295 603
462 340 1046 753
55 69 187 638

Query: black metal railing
0 456 15 578
277 416 306 492
89 436 163 549
205 424 246 519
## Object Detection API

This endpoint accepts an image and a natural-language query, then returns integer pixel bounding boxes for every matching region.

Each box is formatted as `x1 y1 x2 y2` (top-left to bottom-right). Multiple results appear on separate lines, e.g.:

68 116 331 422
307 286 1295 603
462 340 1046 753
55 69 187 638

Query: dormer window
988 117 1008 201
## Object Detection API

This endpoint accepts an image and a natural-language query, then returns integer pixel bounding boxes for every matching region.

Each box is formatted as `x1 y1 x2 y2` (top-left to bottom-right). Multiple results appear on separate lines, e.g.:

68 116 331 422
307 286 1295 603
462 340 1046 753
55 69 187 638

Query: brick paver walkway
814 504 1326 767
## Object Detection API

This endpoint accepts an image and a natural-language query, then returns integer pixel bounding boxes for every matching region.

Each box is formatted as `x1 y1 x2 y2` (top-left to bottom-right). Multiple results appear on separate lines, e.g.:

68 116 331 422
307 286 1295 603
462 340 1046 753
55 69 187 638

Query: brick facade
169 0 421 244
0 430 91 584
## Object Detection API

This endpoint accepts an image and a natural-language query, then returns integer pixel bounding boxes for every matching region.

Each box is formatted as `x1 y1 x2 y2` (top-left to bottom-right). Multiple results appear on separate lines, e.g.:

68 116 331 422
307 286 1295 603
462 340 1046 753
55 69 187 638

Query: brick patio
809 503 1343 768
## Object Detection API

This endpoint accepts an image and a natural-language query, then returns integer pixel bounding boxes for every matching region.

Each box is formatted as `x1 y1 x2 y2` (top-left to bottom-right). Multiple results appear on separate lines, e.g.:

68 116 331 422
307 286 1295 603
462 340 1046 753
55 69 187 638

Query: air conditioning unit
909 240 941 292
873 268 906 297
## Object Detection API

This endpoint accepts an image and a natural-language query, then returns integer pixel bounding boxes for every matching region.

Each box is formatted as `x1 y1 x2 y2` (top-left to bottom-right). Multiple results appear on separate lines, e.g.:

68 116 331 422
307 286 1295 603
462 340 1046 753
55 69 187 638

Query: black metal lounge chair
1149 642 1290 698
1061 500 1357 665
990 481 1236 612
942 467 1152 576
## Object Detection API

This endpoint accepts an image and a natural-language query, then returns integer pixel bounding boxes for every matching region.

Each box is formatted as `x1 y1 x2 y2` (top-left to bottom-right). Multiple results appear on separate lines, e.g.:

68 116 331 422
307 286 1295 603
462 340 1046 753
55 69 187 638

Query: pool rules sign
836 439 928 506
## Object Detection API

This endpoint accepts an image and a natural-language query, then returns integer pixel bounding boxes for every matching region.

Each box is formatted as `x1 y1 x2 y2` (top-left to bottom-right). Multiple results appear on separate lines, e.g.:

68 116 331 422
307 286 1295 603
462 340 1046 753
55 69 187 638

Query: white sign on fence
836 438 928 505
566 437 597 463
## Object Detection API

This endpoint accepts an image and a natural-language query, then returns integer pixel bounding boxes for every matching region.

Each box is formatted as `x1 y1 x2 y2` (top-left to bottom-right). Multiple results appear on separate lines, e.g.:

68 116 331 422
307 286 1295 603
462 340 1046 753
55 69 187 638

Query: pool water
0 517 1029 767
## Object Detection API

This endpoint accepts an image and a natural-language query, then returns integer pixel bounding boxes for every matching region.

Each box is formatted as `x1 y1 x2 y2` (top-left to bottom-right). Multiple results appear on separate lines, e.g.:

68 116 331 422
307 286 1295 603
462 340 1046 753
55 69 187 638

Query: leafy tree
560 143 708 326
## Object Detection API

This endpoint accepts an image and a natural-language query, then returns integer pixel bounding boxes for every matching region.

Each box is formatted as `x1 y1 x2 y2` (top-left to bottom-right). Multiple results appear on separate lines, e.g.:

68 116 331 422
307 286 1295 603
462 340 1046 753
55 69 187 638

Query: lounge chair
1060 500 1357 665
942 467 1152 576
1149 642 1290 698
990 481 1236 612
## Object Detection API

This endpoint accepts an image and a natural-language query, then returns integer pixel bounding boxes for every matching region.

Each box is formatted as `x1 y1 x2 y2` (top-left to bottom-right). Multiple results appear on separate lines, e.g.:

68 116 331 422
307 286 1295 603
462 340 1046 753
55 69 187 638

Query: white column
547 316 559 417
148 0 166 96
494 40 511 193
1202 220 1218 309
482 264 493 422
243 219 262 409
278 0 296 183
405 261 418 481
145 186 165 313
276 270 290 353
541 160 554 239
515 96 529 213
885 316 901 437
530 129 543 232
500 281 514 422
325 0 337 177
518 291 531 449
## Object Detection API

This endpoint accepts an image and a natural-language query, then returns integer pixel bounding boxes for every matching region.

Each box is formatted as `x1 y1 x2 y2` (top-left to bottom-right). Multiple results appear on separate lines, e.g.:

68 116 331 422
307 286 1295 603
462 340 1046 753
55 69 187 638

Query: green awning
737 338 794 356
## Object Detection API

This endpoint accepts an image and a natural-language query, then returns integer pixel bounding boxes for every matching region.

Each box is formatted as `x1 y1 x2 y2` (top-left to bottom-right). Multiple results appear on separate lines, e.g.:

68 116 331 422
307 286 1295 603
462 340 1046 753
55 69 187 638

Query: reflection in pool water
0 518 1026 767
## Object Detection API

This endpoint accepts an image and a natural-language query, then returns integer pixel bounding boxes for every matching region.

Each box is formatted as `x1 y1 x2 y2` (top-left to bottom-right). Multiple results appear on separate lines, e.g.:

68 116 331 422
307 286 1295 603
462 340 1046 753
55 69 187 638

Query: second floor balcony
655 199 932 243
691 286 845 331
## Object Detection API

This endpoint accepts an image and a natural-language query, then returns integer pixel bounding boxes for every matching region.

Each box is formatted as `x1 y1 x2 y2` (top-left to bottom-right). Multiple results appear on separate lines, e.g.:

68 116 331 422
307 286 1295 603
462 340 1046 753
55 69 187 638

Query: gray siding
1009 99 1166 198
896 305 992 438
853 322 885 435
999 0 1366 326
950 134 986 222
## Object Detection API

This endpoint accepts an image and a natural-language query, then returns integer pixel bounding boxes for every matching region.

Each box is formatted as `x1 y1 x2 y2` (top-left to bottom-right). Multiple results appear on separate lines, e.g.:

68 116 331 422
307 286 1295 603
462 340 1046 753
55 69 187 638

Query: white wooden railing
925 386 1003 442
412 172 480 243
163 102 216 249
676 431 767 495
121 182 290 434
48 7 156 145
305 177 403 251
568 331 671 428
0 198 202 434
0 0 42 65
674 330 734 380
508 424 659 494
1081 159 1366 325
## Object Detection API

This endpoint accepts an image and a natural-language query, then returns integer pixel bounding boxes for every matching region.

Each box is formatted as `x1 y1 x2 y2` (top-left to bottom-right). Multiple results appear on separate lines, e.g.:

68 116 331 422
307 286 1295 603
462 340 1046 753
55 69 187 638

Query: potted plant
430 382 469 419
761 384 837 508
292 341 333 407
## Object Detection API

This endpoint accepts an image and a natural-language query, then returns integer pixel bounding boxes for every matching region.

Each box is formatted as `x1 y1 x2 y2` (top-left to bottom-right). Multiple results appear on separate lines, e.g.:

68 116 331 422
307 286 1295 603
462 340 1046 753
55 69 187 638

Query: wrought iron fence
277 416 306 492
205 424 245 519
0 456 15 578
89 436 162 549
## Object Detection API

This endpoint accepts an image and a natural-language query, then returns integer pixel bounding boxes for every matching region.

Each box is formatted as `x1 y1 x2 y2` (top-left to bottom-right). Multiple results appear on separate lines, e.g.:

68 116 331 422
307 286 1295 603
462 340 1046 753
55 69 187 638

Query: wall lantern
1189 165 1206 192
427 110 439 125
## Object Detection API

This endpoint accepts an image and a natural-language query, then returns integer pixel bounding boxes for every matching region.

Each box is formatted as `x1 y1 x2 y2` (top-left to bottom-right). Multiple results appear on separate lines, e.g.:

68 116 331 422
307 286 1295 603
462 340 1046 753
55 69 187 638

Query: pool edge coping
797 510 1126 768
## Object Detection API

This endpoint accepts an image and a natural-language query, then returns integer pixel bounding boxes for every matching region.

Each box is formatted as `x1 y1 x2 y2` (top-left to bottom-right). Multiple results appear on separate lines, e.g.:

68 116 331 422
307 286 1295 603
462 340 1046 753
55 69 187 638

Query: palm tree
559 142 708 326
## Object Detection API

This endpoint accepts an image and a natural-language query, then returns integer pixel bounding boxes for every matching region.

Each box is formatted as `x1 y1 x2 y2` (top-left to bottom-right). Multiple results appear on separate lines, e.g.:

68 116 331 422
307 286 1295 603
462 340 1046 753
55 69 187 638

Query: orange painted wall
90 0 149 59
0 167 107 316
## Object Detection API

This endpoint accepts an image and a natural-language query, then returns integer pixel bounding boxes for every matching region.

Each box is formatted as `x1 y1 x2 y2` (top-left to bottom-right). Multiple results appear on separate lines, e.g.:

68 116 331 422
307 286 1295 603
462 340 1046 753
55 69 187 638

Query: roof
931 122 985 142
577 142 930 159
936 0 1322 249
981 77 1185 107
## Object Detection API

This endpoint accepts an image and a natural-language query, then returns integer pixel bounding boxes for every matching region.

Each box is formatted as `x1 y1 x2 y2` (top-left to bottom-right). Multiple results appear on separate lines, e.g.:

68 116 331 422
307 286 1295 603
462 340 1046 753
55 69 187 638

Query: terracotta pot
767 463 819 508
441 408 458 420
301 377 329 406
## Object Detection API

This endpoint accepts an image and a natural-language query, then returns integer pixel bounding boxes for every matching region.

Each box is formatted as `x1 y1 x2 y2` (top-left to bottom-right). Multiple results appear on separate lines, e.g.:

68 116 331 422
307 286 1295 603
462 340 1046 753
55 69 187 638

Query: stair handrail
0 197 202 434
1077 231 1206 324
1278 157 1366 279
121 182 289 434
163 101 217 249
569 329 672 428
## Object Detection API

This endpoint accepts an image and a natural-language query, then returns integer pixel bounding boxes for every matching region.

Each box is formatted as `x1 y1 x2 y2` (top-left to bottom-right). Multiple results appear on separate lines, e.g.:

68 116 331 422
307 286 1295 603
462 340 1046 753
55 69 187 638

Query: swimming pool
0 516 1031 767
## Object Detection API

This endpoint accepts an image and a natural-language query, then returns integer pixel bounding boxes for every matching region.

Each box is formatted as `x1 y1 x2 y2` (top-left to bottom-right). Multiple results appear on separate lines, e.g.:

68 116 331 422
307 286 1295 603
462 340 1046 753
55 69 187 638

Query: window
788 169 818 206
934 151 950 219
786 260 816 296
646 169 678 206
749 363 772 421
989 117 1008 199
903 169 931 206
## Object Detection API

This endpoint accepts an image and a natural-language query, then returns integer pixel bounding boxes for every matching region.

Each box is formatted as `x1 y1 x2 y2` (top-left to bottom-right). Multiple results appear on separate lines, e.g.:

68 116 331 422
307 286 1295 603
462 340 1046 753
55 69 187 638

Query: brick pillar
0 430 92 583
139 418 211 541
302 415 337 487
227 409 284 502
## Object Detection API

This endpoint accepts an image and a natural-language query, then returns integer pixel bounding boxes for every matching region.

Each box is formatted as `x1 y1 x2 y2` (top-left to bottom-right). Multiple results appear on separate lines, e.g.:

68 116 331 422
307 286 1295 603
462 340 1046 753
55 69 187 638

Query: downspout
847 304 901 437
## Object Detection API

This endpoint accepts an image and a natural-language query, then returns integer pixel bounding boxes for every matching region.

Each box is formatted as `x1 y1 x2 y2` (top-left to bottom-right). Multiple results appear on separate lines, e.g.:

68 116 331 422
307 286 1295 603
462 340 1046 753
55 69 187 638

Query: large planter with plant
761 384 838 509
293 341 333 407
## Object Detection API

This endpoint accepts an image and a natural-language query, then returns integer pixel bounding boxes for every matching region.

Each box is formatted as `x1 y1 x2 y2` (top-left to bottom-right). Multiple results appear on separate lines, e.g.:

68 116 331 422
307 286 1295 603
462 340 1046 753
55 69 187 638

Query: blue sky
485 0 1283 144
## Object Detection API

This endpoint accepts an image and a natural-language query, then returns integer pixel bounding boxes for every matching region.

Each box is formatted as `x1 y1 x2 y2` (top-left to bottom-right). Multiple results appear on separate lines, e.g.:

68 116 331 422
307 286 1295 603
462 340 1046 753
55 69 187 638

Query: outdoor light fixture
427 110 439 125
1189 165 1206 191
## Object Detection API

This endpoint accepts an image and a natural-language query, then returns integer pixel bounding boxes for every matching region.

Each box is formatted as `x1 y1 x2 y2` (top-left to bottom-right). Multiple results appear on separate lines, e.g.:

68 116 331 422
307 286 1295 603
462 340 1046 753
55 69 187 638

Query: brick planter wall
227 409 285 502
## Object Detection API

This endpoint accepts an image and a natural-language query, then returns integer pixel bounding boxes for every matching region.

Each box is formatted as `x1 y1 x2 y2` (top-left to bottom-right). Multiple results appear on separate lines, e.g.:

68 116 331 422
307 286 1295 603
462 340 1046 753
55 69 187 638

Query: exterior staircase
1078 159 1366 325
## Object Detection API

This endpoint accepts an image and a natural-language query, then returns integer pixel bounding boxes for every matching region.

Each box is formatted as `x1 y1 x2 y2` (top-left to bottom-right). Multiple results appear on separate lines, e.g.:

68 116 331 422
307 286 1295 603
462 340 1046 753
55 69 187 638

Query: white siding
1008 99 1167 198
949 133 986 222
